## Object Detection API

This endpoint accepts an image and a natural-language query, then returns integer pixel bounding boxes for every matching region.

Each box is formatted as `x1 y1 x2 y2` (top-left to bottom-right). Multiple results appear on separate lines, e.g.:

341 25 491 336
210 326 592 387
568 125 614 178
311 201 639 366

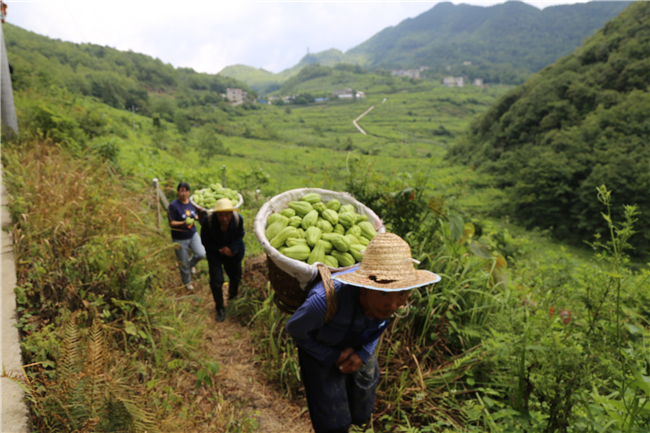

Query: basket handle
318 264 338 323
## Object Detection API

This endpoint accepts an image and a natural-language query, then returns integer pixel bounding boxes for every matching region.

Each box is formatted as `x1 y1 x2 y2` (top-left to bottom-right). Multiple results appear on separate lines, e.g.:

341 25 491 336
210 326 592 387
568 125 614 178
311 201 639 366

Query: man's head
216 211 232 226
333 233 441 319
212 198 236 226
359 287 410 320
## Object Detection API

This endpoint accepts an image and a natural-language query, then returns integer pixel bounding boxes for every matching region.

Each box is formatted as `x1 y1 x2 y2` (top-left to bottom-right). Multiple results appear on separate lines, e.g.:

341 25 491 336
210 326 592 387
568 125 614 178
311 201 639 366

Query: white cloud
5 0 591 74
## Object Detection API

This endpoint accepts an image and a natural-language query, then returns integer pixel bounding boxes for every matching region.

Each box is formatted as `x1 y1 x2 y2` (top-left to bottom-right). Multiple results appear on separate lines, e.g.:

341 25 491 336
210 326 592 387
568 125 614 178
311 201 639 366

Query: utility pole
131 105 135 132
0 8 18 138
222 165 226 188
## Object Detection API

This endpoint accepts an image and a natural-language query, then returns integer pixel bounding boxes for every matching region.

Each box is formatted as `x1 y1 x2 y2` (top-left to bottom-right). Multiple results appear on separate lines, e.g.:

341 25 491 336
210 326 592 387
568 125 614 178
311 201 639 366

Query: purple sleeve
356 337 381 363
286 286 341 367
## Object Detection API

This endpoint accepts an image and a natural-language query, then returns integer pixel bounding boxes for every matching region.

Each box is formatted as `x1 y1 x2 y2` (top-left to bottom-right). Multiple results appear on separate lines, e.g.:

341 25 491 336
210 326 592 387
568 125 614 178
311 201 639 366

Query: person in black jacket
201 198 245 322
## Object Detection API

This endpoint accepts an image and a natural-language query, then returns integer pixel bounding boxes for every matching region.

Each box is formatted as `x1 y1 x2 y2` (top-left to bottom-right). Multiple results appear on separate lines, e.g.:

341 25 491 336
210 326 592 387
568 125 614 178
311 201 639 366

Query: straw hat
333 233 440 291
212 198 236 213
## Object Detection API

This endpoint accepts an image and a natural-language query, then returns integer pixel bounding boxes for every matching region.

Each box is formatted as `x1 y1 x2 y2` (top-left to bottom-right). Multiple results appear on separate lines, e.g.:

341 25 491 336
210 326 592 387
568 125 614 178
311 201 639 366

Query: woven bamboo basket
254 188 385 316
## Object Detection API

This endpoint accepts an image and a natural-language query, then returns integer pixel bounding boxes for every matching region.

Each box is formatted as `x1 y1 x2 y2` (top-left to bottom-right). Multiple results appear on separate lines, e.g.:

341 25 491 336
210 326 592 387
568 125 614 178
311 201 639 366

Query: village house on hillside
443 76 464 87
391 66 428 79
443 76 485 88
391 69 420 79
332 88 365 99
332 88 352 97
226 88 248 105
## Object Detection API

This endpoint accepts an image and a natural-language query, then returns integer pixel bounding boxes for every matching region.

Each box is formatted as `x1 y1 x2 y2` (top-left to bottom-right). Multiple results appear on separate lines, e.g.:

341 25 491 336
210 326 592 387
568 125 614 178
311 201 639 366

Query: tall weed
3 139 257 432
239 156 650 433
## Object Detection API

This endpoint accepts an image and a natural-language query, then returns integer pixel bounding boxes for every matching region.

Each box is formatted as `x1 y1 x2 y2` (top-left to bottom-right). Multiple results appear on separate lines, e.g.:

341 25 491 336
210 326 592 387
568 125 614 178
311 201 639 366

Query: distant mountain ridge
349 1 631 71
219 49 362 93
220 1 630 90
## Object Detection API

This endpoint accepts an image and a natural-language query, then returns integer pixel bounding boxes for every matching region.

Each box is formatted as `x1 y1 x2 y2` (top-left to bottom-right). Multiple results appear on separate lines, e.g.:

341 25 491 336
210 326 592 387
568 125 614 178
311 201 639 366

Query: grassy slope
115 77 510 214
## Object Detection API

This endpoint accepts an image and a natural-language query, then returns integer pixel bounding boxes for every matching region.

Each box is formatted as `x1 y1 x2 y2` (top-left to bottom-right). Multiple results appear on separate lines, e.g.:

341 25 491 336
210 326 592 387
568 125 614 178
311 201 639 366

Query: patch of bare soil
193 256 314 433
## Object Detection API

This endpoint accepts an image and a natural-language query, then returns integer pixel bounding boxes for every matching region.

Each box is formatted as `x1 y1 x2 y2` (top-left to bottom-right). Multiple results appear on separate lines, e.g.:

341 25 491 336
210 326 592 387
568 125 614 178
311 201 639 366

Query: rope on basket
318 264 338 323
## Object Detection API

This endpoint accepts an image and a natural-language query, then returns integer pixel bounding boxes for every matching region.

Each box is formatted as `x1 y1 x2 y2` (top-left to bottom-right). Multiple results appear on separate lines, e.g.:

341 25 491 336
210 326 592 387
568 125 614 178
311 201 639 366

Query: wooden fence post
152 178 161 230
152 178 170 232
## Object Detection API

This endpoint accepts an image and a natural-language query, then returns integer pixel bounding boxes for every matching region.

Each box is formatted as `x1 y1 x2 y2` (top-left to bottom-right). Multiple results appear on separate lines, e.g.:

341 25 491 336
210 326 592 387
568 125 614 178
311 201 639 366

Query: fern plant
13 313 160 433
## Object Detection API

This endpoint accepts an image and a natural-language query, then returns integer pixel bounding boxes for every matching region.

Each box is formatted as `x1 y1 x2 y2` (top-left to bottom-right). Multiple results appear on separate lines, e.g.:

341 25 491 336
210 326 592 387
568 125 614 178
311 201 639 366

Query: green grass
116 82 510 217
11 60 650 433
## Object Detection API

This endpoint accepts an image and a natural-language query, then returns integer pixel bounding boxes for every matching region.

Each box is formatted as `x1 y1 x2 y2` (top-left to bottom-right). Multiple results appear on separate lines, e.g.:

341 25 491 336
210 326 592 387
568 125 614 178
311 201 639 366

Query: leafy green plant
3 138 258 432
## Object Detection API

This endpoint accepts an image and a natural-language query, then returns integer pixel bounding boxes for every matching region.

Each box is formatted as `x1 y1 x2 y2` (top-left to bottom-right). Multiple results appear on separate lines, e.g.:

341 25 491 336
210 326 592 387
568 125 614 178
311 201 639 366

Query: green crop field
116 79 510 218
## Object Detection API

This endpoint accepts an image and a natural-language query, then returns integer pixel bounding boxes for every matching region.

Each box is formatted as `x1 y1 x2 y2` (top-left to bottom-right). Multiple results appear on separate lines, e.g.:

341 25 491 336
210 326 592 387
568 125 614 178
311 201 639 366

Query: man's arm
286 285 341 367
337 349 363 373
226 214 245 256
353 338 380 365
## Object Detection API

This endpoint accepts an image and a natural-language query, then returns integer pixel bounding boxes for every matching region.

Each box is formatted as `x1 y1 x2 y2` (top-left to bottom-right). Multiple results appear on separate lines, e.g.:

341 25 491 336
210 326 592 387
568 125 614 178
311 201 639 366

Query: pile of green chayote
191 183 239 209
265 192 377 267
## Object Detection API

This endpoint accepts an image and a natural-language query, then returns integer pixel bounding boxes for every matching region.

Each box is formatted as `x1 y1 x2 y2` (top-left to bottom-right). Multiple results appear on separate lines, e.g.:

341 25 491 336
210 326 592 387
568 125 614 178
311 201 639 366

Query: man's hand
219 246 234 257
336 348 363 374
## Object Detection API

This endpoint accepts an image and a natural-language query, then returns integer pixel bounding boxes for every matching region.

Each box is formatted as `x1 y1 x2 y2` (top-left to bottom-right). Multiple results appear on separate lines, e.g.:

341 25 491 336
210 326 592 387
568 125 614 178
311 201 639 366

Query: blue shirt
168 199 198 240
286 267 390 367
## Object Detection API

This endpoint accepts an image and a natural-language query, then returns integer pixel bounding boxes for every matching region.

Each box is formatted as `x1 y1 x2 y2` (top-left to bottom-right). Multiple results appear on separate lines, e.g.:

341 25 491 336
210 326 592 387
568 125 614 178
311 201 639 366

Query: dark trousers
206 252 242 311
298 348 378 433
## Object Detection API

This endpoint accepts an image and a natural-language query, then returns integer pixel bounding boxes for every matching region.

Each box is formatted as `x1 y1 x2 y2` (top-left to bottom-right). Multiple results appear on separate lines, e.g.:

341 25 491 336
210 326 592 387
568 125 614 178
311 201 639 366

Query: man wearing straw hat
201 197 245 322
286 233 440 433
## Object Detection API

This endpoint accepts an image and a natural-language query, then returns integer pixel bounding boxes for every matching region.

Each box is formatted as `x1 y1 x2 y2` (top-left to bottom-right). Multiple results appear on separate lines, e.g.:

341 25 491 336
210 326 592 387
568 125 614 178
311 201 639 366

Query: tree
197 127 230 161
174 111 191 134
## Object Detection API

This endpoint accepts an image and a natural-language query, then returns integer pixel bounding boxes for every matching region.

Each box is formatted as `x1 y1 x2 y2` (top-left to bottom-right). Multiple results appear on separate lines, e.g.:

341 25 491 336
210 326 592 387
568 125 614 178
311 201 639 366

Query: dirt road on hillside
193 258 314 433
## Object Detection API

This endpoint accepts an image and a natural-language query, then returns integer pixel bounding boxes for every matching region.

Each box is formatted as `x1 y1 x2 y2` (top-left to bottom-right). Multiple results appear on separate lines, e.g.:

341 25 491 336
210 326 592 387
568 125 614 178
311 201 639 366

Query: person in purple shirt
286 233 440 433
201 198 245 322
168 182 205 290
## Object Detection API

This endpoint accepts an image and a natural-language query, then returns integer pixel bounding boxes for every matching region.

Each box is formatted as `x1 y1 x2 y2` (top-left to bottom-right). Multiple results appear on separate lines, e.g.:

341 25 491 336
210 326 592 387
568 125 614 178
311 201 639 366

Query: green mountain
446 1 650 254
219 49 363 93
3 23 251 121
222 1 630 88
218 64 284 94
282 48 362 74
348 1 630 73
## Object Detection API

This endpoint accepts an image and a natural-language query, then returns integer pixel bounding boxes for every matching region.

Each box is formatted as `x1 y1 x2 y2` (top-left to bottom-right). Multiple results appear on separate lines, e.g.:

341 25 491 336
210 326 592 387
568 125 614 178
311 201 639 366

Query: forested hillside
348 1 630 81
3 23 251 123
447 1 650 255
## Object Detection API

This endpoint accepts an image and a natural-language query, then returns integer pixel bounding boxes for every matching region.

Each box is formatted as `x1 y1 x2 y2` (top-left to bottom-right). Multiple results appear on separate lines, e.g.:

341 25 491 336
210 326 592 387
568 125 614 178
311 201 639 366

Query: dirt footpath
194 257 314 433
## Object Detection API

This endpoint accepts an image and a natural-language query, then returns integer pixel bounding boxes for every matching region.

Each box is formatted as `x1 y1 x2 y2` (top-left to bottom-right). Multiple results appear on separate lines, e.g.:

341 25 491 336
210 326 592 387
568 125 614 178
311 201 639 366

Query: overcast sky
5 0 591 74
